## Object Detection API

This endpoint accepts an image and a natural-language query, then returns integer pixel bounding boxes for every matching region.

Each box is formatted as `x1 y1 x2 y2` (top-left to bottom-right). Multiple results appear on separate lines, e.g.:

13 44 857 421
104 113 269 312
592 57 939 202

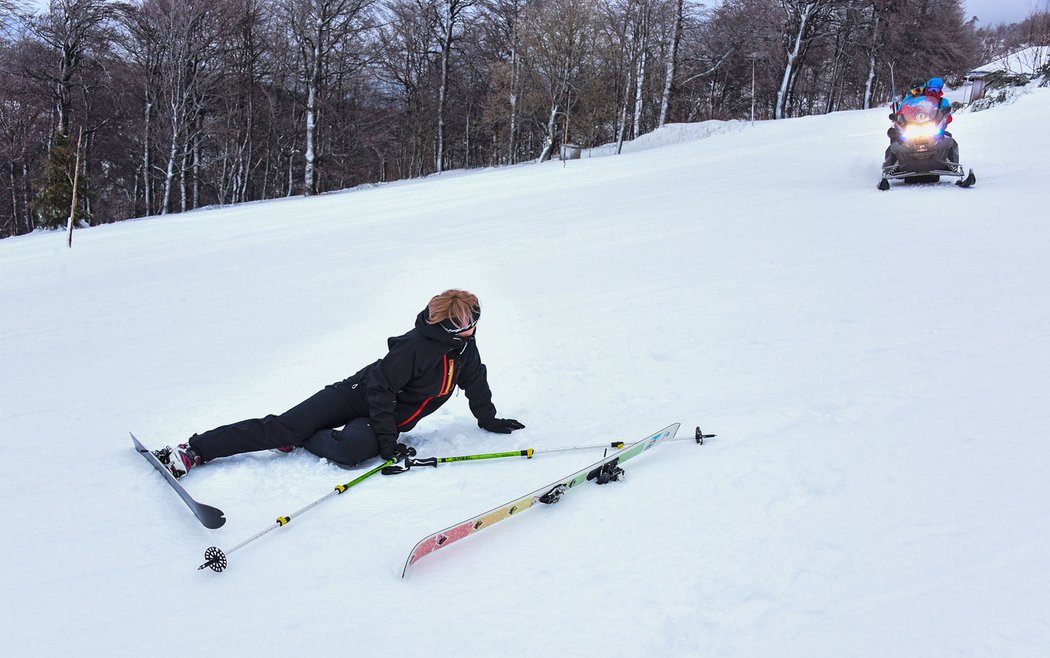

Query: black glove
379 438 413 461
479 418 525 434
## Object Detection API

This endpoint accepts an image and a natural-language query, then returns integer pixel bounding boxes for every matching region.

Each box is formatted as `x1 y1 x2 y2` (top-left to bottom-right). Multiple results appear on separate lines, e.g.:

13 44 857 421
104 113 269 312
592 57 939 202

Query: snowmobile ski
131 433 226 529
401 422 682 577
877 167 976 191
956 169 976 188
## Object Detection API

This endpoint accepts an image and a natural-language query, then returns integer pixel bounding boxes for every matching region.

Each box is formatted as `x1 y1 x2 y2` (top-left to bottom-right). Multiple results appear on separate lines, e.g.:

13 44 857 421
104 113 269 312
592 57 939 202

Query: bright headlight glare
903 123 939 140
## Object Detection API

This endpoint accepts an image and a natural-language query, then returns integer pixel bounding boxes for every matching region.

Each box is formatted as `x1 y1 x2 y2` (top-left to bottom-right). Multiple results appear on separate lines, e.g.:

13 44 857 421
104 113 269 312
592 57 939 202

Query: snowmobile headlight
903 123 940 140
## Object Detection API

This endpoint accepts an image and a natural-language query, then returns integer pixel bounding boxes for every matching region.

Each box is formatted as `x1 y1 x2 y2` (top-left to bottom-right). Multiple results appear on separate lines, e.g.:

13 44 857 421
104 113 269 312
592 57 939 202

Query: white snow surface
3 89 1050 658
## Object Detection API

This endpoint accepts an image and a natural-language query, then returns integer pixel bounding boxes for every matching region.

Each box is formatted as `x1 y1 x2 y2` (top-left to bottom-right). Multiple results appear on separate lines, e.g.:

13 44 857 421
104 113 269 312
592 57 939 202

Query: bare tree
434 0 475 173
0 56 48 236
629 0 652 139
126 0 229 215
473 0 528 163
672 0 746 121
30 0 113 137
656 0 684 127
0 1 23 31
861 0 891 109
283 0 374 196
377 0 441 178
118 1 163 215
775 0 828 119
214 0 268 205
523 0 595 162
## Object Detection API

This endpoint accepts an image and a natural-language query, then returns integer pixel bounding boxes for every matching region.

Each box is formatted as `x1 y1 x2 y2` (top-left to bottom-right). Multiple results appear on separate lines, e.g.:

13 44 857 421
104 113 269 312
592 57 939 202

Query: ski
878 166 976 191
131 433 226 529
401 422 682 577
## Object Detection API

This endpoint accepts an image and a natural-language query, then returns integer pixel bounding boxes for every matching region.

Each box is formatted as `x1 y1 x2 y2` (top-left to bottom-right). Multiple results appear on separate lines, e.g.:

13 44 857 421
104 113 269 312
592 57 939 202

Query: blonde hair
427 289 480 329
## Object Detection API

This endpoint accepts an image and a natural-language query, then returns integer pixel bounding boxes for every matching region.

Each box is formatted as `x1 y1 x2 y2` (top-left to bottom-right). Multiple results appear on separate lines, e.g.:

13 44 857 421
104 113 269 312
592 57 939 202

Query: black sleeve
366 343 415 440
457 344 497 424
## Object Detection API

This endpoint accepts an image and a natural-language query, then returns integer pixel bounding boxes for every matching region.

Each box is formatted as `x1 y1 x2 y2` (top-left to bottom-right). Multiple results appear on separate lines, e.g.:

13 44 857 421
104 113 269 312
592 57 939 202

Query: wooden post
66 127 83 248
561 89 571 166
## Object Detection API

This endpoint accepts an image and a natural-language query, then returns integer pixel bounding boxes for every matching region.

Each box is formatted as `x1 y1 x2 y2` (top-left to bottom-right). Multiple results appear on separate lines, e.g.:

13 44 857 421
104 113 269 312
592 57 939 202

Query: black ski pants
188 381 381 467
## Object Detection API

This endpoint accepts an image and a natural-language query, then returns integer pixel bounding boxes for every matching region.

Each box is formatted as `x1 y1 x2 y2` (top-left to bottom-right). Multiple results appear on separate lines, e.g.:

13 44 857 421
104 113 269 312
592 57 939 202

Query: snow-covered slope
2 89 1049 657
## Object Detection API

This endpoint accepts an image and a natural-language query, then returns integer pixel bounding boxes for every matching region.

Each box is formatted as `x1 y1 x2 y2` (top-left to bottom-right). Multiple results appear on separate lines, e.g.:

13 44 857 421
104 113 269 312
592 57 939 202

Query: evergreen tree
31 131 89 230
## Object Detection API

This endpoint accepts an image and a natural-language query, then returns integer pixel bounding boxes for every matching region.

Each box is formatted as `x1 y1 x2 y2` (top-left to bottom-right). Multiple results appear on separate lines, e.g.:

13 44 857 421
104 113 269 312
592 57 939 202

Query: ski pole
197 457 396 573
405 444 632 468
890 61 899 112
527 427 714 454
402 427 715 470
534 426 713 452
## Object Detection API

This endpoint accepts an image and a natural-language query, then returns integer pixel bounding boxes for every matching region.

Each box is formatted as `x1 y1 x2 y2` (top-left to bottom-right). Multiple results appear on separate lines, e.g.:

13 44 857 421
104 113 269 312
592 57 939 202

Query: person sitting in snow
157 289 524 478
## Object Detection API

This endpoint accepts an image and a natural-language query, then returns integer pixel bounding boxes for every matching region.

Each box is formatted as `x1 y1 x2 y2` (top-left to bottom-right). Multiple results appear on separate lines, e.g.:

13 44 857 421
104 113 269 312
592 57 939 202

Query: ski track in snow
2 88 1050 657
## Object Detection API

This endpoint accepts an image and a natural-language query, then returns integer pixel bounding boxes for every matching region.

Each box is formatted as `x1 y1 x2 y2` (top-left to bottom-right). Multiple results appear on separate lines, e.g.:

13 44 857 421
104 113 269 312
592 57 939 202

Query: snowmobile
878 97 976 191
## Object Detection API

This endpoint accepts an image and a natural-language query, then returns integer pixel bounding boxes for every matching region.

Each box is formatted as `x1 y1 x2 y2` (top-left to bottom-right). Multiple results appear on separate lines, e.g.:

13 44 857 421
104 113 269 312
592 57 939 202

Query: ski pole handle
440 449 535 462
404 450 534 469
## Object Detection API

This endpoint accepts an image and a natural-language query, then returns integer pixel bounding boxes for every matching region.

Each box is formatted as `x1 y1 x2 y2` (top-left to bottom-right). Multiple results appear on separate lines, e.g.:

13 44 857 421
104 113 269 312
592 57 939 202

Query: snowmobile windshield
896 98 941 124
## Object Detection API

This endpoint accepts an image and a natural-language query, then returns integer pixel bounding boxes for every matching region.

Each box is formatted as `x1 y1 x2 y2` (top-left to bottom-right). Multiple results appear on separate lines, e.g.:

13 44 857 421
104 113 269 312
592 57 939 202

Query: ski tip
200 508 227 529
130 432 155 454
955 169 976 188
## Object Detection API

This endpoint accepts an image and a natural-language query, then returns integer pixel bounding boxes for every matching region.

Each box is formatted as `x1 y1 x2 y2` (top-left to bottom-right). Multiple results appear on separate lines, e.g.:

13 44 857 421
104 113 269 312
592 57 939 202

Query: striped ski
402 422 680 576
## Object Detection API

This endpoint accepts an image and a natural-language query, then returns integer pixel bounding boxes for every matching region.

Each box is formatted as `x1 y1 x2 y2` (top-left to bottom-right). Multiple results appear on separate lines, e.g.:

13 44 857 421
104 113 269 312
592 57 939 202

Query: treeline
0 0 1020 239
975 6 1050 62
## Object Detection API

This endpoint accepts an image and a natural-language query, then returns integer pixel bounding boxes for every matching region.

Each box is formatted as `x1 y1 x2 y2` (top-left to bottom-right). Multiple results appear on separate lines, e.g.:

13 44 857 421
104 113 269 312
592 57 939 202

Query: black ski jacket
343 308 497 443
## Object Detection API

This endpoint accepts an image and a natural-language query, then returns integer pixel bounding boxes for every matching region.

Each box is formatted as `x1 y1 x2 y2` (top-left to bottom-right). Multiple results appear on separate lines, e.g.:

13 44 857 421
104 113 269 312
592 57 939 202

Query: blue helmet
926 77 944 93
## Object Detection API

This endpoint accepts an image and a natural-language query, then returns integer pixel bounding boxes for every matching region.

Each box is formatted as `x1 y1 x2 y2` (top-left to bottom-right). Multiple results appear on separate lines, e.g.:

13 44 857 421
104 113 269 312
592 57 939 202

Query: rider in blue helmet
923 76 960 166
924 77 953 126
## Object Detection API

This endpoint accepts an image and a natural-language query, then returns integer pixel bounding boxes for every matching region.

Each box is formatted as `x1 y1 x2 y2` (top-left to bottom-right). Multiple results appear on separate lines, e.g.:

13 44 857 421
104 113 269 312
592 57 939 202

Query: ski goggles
439 312 480 334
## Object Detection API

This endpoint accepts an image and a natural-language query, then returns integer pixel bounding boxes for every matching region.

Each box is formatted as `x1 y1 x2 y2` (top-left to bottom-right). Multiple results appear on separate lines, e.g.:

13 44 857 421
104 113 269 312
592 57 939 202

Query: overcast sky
963 0 1046 26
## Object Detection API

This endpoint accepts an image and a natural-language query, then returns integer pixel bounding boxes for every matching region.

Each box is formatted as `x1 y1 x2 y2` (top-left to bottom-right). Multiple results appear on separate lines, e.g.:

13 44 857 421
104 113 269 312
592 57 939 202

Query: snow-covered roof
971 46 1050 76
